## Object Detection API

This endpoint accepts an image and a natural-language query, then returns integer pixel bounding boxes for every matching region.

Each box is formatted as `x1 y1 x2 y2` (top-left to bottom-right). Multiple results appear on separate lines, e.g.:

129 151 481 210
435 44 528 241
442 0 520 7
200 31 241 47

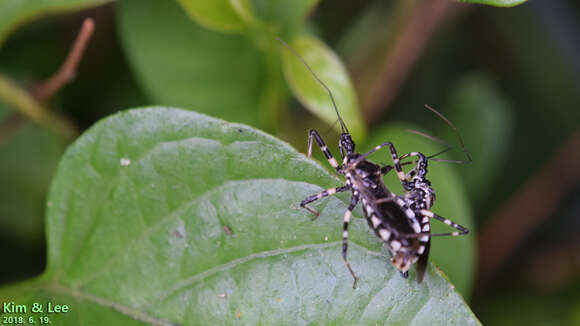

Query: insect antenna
406 104 472 164
277 37 349 135
406 129 464 164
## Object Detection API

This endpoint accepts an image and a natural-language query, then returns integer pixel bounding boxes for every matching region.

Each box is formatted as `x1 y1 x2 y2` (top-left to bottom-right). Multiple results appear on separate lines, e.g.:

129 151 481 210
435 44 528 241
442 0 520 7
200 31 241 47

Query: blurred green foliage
0 0 113 47
442 73 513 205
0 116 65 242
118 0 270 127
118 0 365 136
1 0 578 325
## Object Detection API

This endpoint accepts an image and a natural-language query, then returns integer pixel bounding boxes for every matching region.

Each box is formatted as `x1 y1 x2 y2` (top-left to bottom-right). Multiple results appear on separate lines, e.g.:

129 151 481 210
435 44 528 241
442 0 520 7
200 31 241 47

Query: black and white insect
279 38 470 287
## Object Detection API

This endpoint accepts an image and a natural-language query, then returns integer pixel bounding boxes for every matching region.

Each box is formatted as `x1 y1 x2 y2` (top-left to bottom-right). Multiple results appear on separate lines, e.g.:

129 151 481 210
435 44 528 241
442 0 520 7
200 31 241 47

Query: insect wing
415 237 431 283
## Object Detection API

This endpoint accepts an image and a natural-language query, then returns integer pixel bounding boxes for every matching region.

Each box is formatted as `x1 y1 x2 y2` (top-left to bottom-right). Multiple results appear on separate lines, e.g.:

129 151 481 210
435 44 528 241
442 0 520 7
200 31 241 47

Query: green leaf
0 0 112 47
176 0 246 32
458 0 528 7
0 107 480 325
443 73 513 203
281 34 367 141
117 0 268 127
0 120 65 242
364 123 476 298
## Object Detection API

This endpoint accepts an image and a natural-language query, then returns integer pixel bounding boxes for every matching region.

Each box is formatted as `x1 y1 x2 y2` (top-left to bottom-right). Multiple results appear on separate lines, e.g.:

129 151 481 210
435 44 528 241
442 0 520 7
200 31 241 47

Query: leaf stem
0 18 94 140
32 18 95 101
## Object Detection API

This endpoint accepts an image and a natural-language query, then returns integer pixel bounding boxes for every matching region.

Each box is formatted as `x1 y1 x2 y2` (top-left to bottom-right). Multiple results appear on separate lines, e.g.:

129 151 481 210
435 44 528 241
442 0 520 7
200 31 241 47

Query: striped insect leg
300 185 349 218
415 205 432 283
342 193 360 288
307 129 340 171
420 209 469 236
358 141 407 185
380 164 394 175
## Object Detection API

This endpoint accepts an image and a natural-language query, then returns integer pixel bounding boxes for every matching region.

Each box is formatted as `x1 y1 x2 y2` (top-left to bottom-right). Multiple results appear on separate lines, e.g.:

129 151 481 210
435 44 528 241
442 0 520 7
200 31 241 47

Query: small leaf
458 0 528 7
176 0 246 32
364 123 476 298
0 0 112 47
281 34 367 140
0 107 480 325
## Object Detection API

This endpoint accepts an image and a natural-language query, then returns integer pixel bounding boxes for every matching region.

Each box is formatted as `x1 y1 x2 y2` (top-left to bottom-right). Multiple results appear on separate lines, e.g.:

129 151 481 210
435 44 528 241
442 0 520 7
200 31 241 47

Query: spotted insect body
299 126 470 287
301 129 449 285
278 37 469 287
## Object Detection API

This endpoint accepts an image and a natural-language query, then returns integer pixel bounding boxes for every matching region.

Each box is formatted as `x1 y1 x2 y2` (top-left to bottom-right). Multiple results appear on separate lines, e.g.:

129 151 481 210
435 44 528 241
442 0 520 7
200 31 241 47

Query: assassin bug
279 38 470 287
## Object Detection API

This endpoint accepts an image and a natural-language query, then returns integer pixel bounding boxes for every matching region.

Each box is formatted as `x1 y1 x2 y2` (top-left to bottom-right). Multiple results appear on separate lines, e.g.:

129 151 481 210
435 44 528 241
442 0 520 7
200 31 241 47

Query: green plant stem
0 74 78 140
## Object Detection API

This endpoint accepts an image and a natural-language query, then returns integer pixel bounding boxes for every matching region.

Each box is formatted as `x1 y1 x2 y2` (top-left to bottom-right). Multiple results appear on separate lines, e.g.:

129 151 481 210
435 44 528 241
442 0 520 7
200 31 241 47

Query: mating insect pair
300 112 469 287
279 39 470 287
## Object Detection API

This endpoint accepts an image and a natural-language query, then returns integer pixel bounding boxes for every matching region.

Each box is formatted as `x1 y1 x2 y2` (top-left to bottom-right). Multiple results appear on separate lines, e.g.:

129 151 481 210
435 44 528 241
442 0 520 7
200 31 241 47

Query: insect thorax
405 180 436 210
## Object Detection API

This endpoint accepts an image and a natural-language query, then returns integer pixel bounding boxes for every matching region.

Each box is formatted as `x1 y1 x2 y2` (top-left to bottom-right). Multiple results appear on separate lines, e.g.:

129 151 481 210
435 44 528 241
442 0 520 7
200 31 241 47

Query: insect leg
357 142 407 185
300 185 350 217
307 129 340 171
380 164 394 175
380 160 417 176
342 193 360 288
419 209 469 236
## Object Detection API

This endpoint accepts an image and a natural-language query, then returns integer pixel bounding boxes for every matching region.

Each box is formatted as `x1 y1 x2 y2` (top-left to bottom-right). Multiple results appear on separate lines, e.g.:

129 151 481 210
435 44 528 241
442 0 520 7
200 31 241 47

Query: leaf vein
147 241 382 308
